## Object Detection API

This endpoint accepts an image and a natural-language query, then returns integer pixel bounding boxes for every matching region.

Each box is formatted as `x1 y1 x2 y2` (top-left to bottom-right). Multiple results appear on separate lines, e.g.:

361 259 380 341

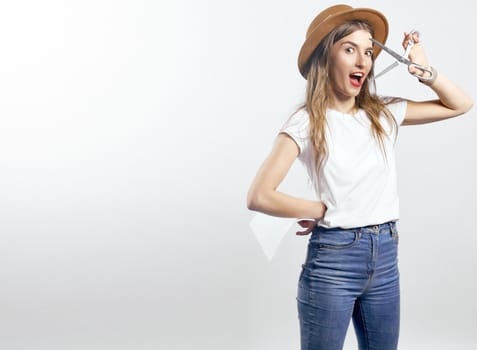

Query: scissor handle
408 63 434 81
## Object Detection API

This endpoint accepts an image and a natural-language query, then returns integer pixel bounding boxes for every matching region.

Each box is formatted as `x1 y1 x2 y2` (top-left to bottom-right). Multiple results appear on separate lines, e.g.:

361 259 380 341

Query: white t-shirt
281 100 407 229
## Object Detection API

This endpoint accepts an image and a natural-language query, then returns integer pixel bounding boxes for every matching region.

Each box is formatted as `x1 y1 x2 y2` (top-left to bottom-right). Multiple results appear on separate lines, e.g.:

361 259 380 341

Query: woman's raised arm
401 32 473 125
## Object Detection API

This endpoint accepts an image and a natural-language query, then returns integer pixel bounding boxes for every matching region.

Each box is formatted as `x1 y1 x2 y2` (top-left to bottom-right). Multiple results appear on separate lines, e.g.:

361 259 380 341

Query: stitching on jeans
318 231 359 250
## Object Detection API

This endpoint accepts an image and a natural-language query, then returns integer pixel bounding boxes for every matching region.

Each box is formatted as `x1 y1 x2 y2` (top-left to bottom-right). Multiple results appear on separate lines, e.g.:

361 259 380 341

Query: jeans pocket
317 229 360 250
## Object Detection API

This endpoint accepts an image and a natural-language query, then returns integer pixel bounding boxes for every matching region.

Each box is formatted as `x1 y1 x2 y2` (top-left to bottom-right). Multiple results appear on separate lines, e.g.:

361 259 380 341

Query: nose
355 52 368 69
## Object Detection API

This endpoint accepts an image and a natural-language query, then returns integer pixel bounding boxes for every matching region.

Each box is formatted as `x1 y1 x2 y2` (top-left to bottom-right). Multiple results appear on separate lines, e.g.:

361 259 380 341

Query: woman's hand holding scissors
402 31 432 80
372 30 434 83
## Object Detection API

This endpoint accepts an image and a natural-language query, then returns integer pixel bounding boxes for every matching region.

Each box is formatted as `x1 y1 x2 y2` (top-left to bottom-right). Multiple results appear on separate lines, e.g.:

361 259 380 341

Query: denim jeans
297 221 400 350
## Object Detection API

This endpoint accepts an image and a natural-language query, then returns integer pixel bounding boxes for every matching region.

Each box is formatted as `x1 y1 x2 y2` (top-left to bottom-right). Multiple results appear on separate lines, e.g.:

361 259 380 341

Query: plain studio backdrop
0 0 475 349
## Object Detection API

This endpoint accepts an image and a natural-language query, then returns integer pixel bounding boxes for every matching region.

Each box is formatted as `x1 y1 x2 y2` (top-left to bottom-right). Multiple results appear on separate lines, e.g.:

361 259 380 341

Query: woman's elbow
246 189 260 211
246 188 268 212
455 95 474 115
449 98 473 118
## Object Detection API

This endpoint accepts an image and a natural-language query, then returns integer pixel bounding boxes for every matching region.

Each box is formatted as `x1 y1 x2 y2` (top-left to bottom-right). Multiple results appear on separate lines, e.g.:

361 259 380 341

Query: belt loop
390 221 396 237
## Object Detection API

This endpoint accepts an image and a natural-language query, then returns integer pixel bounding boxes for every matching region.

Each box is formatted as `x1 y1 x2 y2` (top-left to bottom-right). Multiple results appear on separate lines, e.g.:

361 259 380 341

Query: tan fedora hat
298 4 388 78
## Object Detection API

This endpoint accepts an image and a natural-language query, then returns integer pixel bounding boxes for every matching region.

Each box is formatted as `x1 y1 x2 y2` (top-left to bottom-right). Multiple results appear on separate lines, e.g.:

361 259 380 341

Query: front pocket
317 229 360 250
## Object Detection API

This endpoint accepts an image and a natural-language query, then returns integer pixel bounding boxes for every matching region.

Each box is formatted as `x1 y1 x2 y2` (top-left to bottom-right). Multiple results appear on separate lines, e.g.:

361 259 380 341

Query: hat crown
306 4 352 39
298 5 388 79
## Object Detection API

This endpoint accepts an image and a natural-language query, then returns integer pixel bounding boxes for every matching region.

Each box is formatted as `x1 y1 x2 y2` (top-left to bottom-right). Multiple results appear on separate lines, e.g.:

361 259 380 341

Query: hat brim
298 8 388 78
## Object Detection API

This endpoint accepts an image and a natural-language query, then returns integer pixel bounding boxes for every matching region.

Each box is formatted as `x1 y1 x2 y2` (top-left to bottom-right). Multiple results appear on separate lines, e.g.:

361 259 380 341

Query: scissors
371 33 434 82
373 30 417 79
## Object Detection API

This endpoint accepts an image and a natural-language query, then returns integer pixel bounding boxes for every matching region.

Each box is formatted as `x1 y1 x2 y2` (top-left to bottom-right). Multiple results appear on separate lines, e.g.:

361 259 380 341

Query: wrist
315 201 327 220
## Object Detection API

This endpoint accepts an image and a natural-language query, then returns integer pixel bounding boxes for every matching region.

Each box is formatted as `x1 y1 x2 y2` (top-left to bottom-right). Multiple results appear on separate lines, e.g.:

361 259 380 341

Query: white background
0 0 475 349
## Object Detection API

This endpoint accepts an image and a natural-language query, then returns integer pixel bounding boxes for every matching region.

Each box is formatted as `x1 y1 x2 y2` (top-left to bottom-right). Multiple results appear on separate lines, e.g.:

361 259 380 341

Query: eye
365 49 374 57
345 46 355 54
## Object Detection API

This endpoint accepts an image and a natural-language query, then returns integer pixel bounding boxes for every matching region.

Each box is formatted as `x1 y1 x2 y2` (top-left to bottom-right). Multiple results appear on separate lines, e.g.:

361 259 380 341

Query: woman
246 4 472 350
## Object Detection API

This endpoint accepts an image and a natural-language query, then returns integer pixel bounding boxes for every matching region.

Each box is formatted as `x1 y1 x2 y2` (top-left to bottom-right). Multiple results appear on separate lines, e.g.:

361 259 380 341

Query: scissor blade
370 38 411 65
375 61 399 79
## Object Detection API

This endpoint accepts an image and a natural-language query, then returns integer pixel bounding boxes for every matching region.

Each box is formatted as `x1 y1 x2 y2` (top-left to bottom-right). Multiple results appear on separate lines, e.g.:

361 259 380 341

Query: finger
297 220 311 227
297 219 316 227
402 32 407 46
411 31 420 44
402 32 412 48
295 230 310 236
408 65 419 76
296 227 313 236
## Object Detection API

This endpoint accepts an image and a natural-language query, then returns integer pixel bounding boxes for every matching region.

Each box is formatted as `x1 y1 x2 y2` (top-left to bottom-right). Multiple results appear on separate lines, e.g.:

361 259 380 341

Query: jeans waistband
356 221 397 235
315 221 398 236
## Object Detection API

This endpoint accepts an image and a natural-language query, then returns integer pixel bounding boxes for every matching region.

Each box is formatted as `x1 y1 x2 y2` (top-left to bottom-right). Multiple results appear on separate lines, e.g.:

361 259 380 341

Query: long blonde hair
301 20 398 172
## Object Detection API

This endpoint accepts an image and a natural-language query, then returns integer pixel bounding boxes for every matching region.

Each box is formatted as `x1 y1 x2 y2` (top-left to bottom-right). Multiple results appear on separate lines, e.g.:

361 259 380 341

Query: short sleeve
280 109 310 156
384 99 408 126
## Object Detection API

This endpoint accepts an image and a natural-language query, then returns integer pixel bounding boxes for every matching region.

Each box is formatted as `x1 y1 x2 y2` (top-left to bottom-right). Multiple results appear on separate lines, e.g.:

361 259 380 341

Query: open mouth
349 72 365 87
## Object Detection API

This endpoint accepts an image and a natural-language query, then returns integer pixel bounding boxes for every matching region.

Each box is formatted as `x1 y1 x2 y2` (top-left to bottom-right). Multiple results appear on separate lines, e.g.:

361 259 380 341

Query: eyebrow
340 41 374 51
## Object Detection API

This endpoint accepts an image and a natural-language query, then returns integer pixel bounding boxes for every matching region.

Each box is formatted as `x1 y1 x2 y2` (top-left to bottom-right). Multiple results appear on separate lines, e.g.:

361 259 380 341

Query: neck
329 96 357 114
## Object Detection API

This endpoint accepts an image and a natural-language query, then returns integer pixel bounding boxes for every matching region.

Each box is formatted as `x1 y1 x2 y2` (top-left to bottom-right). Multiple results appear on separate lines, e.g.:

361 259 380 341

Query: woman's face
328 29 374 103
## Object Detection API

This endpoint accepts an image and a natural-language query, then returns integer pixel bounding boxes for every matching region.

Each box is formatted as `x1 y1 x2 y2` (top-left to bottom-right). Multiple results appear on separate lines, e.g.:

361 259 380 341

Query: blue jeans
297 221 400 350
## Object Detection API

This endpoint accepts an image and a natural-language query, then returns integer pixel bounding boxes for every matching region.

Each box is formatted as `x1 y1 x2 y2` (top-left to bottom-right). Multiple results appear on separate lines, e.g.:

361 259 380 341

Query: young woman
247 4 472 350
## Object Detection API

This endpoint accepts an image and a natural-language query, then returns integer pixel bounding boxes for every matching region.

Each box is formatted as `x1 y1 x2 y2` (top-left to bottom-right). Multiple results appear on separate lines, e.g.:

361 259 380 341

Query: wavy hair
300 20 398 173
